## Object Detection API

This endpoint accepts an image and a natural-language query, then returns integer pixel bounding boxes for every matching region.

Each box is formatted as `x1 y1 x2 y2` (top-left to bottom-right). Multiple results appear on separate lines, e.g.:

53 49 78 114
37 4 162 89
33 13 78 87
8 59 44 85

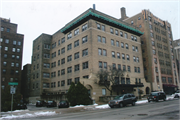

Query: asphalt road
29 99 179 120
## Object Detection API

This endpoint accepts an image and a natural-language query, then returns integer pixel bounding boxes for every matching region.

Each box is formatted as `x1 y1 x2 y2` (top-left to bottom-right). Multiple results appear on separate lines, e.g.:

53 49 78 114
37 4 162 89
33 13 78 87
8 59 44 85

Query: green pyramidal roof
61 10 143 36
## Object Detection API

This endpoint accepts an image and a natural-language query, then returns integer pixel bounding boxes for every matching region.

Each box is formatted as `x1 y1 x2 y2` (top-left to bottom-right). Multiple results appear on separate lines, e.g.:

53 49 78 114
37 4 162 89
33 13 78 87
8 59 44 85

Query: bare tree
96 65 125 96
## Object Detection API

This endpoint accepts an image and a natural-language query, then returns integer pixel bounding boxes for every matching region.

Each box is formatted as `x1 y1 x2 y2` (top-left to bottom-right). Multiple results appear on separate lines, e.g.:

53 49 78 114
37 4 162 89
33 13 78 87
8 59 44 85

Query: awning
163 84 178 87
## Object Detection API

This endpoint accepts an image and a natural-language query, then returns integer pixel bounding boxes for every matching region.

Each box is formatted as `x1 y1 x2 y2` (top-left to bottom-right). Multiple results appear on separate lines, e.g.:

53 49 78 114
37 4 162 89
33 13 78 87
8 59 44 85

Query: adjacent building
29 8 151 103
1 18 24 93
173 39 180 77
121 8 179 94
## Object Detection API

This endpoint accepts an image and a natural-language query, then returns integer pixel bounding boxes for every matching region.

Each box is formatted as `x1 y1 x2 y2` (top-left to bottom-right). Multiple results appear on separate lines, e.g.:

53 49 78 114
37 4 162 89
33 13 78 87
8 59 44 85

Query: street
21 99 179 120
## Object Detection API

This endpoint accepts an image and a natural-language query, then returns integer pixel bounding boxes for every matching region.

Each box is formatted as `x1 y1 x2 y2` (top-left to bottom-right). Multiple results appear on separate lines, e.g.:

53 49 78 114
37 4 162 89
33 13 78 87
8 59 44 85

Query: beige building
121 8 179 94
29 8 151 103
173 39 180 78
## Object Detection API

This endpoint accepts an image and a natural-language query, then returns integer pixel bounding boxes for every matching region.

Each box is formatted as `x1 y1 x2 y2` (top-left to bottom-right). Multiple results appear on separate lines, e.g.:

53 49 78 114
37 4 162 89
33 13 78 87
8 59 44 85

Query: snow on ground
0 111 56 120
1 109 29 114
70 103 98 108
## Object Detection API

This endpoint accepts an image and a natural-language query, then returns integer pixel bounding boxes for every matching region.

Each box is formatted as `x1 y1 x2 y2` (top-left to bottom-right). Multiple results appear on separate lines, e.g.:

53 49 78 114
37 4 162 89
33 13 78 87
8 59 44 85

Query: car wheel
156 98 159 102
132 101 135 106
110 106 114 108
148 100 150 102
119 103 123 108
163 98 166 101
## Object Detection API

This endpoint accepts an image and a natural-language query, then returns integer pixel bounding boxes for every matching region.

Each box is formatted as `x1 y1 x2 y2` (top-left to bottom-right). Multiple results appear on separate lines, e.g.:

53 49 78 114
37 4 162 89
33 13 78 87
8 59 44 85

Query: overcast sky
1 0 180 68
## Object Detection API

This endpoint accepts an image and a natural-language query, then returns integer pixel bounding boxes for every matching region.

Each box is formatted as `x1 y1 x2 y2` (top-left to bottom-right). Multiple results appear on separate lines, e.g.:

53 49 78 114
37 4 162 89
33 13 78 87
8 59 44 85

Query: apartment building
173 39 180 77
1 18 24 93
29 8 151 103
121 7 179 94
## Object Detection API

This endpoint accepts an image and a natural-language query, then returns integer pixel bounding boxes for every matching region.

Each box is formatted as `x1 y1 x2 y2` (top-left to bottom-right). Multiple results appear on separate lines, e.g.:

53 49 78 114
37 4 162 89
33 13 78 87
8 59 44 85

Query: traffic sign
8 82 18 85
10 86 16 94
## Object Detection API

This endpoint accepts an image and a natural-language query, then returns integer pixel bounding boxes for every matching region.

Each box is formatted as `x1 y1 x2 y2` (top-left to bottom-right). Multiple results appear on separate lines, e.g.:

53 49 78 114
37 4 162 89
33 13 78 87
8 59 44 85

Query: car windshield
113 95 124 100
151 93 158 96
48 101 53 103
60 101 66 103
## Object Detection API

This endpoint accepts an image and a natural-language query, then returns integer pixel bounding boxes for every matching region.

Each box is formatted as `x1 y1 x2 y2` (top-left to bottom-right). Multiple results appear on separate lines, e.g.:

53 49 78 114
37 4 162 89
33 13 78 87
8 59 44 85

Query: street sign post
10 86 16 94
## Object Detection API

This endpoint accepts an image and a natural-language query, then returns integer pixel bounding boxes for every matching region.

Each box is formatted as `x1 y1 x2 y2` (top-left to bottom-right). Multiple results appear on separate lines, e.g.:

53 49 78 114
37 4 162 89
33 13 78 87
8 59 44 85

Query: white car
172 90 180 98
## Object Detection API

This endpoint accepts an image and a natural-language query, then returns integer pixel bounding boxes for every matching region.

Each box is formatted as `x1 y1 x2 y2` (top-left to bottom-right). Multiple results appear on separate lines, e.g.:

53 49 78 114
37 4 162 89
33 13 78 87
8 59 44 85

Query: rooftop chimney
93 4 96 10
120 7 128 20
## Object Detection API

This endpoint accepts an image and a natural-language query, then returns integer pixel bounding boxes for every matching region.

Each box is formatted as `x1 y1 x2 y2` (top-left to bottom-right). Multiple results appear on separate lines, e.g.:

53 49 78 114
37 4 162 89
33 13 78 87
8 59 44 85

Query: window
97 23 101 29
1 27 4 31
82 24 88 31
3 69 6 73
102 37 106 43
112 63 116 69
82 36 88 43
43 73 50 78
82 49 88 56
99 61 102 68
83 61 88 69
118 64 121 70
135 47 138 52
120 31 123 37
58 70 60 76
4 54 7 58
67 55 72 62
75 77 80 84
152 41 155 46
44 63 50 68
74 40 79 47
74 64 80 71
133 56 136 62
117 53 120 59
61 58 65 64
98 36 101 42
16 63 19 67
128 66 131 72
136 57 139 62
153 49 156 55
17 48 20 52
58 40 60 45
15 70 19 74
123 65 126 71
98 48 102 55
61 69 65 75
132 46 135 51
125 43 129 49
102 25 105 31
139 25 142 28
58 50 60 55
127 55 130 60
5 39 9 43
102 89 106 95
155 67 158 73
121 42 124 48
67 44 72 50
150 32 154 38
67 79 72 85
112 51 115 58
115 30 118 35
12 48 16 52
104 62 107 69
12 55 15 59
74 28 79 36
131 21 133 25
0 38 3 42
125 33 128 39
17 41 21 46
122 53 125 60
138 17 141 20
61 47 65 54
116 41 119 47
74 52 79 59
134 37 137 41
7 28 10 32
61 37 65 43
44 44 50 49
67 67 72 73
162 77 166 83
110 28 114 34
103 49 107 56
111 39 114 46
131 35 134 40
5 47 8 51
67 32 72 39
61 80 65 86
11 63 14 67
3 62 7 66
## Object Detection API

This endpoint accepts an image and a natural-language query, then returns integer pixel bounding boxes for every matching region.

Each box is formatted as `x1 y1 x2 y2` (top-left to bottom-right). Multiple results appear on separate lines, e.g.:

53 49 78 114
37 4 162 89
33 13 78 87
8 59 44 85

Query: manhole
137 114 148 116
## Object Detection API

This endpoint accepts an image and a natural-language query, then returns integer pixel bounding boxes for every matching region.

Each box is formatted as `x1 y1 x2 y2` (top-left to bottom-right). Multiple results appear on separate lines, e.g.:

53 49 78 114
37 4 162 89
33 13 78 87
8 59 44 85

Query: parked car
17 102 27 109
58 100 69 108
36 100 47 107
47 100 57 107
172 90 180 98
147 91 166 102
108 93 137 108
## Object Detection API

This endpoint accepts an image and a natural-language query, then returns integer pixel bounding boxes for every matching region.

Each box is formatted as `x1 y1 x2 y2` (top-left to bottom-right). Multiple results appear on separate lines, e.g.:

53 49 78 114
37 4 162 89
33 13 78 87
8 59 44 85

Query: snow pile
0 111 56 120
95 104 110 109
1 109 29 114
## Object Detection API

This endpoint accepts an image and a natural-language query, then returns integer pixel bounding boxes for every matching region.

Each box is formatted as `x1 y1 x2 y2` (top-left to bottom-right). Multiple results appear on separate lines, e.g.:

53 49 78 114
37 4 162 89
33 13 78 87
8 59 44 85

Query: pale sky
1 0 180 69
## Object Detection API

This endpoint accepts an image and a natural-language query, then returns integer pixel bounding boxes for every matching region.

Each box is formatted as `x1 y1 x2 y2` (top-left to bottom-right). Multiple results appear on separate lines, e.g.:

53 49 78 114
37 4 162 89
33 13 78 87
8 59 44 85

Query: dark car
58 100 69 108
147 92 166 102
108 93 137 108
47 100 57 107
36 100 47 107
17 102 27 109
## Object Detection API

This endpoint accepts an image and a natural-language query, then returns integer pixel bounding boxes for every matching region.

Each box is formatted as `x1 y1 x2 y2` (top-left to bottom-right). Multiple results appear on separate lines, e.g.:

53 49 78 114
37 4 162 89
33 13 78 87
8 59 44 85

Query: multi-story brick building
173 39 180 77
29 8 151 103
1 18 24 93
121 7 179 94
21 64 31 102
